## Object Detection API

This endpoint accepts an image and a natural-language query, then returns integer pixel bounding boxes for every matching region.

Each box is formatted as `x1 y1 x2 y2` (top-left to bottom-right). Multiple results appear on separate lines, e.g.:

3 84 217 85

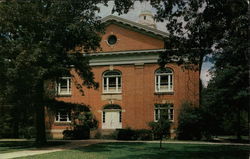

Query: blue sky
97 1 213 87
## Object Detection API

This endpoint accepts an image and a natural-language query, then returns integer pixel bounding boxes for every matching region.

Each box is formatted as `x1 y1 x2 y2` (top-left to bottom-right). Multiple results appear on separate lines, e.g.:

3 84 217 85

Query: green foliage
148 120 171 140
62 104 98 140
71 106 98 130
177 102 203 140
116 128 152 140
0 107 13 138
0 0 108 143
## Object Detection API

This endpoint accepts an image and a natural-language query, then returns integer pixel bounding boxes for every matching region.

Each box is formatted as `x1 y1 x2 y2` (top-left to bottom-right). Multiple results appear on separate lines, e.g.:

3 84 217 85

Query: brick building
46 12 200 139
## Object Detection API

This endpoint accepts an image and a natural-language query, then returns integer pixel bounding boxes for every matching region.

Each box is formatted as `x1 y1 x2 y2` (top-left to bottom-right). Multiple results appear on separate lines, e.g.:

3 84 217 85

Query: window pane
103 112 105 123
119 111 122 122
104 77 107 90
161 109 168 120
59 79 67 87
109 77 116 87
56 110 71 122
108 77 117 92
155 109 159 121
160 75 168 91
169 109 174 120
118 77 121 87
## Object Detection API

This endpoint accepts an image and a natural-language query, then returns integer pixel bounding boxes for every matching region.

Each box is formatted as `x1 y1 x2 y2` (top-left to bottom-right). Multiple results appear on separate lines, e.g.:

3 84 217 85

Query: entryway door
102 110 122 129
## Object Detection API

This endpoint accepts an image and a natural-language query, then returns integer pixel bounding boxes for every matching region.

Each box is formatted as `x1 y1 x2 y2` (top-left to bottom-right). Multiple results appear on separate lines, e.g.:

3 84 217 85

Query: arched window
103 70 121 93
155 68 173 92
57 77 71 95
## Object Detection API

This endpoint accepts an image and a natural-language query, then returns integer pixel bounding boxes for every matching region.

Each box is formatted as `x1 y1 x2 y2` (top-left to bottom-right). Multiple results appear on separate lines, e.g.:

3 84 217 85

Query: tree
113 0 249 140
149 104 171 149
0 0 108 145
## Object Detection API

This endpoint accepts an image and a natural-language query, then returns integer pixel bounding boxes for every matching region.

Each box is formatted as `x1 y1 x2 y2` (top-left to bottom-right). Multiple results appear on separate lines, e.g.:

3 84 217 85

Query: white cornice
85 49 166 57
89 50 161 66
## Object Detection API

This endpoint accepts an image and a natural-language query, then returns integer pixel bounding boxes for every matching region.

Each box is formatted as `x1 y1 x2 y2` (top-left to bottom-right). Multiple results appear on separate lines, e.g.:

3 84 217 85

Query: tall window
103 71 121 93
57 77 71 95
55 109 71 122
154 104 174 122
155 68 173 92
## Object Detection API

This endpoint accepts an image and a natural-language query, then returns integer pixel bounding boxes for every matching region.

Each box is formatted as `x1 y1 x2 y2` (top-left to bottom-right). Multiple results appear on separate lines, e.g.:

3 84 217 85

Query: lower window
55 109 71 122
154 104 174 122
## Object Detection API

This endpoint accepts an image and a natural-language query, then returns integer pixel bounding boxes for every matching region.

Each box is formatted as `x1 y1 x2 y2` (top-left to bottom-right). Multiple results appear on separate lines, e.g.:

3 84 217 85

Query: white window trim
103 72 122 94
57 77 71 95
154 106 174 122
55 112 71 123
155 70 173 93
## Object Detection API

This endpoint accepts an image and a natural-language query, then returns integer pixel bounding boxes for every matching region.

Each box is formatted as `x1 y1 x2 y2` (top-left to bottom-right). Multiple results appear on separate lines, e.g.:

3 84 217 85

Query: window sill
57 94 72 97
102 92 122 95
54 122 71 126
154 120 174 123
154 92 174 95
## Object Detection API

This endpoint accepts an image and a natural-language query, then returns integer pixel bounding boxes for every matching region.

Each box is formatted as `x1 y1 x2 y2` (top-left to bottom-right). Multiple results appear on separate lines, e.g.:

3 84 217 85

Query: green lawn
17 142 250 159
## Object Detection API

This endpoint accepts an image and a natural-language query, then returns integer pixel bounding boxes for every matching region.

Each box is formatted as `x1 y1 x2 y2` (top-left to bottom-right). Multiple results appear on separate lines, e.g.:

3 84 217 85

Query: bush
177 102 203 140
19 126 36 139
63 130 74 139
116 128 153 140
133 129 152 140
63 125 90 140
117 128 135 140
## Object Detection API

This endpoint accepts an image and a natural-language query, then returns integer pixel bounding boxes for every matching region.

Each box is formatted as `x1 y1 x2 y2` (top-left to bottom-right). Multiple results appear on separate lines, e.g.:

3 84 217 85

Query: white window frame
154 104 174 122
155 68 173 93
57 77 71 95
103 71 121 94
55 110 71 122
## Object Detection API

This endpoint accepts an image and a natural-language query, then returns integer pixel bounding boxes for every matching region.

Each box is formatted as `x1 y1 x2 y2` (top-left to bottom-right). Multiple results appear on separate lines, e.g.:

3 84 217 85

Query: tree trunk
35 103 47 146
236 108 241 141
12 107 19 138
35 81 47 146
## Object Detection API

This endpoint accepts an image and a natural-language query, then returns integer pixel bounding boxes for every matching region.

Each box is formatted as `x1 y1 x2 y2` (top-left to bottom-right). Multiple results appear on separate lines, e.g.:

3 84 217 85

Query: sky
97 1 213 87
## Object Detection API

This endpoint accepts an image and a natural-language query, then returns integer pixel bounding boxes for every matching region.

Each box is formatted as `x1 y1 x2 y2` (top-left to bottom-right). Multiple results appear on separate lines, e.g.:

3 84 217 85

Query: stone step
101 129 116 136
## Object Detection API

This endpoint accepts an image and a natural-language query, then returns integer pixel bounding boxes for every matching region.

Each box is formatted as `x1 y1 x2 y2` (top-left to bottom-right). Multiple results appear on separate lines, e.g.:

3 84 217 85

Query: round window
107 35 117 45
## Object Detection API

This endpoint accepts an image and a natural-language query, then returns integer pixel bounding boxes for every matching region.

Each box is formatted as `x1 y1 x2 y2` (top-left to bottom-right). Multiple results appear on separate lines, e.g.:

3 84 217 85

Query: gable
99 24 165 52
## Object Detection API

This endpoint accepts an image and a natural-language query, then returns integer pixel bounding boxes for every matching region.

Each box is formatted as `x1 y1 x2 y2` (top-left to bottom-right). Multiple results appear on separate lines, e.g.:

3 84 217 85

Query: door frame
102 109 122 129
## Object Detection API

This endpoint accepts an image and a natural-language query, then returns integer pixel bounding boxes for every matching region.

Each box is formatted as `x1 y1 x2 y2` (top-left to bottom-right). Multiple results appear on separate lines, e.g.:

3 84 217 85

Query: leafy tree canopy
0 0 110 144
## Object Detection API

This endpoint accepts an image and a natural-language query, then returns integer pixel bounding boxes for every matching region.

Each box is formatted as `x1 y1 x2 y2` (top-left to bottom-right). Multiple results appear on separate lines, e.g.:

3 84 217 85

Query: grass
0 140 67 154
16 142 250 159
0 140 35 153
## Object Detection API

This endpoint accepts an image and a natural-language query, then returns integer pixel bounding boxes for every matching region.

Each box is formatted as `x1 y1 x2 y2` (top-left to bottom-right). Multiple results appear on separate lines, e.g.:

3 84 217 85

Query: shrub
177 102 203 140
117 128 135 140
63 130 74 139
116 128 153 140
134 129 152 140
19 126 36 139
63 125 90 140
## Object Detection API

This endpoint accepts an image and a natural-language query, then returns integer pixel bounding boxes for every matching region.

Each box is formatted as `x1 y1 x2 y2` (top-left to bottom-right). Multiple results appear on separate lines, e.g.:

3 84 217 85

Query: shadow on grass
0 141 68 153
73 142 250 159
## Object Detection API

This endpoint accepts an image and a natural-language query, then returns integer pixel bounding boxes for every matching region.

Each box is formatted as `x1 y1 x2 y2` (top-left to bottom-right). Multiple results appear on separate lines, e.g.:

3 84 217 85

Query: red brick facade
45 18 199 139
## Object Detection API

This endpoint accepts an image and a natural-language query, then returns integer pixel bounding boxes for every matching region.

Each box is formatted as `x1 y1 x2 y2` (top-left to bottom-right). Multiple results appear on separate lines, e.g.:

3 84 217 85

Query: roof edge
101 15 168 39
